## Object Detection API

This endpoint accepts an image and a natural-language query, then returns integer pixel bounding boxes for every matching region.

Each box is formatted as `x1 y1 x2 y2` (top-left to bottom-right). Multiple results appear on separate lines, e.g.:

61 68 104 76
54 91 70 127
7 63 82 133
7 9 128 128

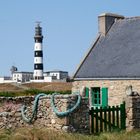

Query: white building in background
44 70 69 82
12 72 33 83
0 70 69 83
0 76 13 83
9 70 68 83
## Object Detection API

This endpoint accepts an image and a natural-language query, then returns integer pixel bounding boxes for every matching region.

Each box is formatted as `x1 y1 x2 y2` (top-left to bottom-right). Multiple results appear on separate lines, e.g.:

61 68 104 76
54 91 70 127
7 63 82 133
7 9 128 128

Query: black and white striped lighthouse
33 22 44 80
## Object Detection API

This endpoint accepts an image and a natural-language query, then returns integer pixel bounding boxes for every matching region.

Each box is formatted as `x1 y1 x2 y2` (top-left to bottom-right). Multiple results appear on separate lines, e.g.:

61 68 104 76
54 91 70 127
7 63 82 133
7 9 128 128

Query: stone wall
125 95 140 131
72 80 140 106
0 95 89 133
1 93 140 133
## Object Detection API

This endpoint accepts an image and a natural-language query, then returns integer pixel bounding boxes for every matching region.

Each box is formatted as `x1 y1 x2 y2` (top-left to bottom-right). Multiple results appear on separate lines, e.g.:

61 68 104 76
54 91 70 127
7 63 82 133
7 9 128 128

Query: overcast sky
0 0 140 76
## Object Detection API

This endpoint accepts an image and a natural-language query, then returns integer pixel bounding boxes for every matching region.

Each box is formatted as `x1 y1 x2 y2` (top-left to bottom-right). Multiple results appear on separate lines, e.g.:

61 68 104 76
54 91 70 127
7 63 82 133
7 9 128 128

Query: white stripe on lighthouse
34 43 42 50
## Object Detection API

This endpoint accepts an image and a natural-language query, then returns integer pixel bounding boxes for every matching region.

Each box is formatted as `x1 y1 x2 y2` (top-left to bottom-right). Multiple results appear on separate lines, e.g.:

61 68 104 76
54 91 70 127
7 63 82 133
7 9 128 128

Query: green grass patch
24 89 71 95
0 127 140 140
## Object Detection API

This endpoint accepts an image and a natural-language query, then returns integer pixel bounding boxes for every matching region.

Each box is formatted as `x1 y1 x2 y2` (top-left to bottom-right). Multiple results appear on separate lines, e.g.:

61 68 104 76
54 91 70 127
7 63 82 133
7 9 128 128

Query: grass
0 82 72 97
0 127 140 140
0 82 72 93
0 89 71 97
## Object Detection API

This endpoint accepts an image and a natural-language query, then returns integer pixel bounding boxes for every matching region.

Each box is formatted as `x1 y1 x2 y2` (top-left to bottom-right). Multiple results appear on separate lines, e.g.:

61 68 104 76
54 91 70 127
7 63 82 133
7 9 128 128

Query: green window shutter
85 87 89 98
102 87 108 107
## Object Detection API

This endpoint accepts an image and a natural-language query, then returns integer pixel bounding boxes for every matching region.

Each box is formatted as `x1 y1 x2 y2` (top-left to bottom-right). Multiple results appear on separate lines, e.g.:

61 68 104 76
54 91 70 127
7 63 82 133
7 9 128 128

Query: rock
46 103 50 108
8 124 12 129
51 119 55 124
16 117 20 121
15 112 21 117
10 111 15 116
38 113 43 117
55 124 62 130
69 125 77 132
0 112 9 117
20 120 24 124
0 122 4 127
62 125 69 132
10 118 16 122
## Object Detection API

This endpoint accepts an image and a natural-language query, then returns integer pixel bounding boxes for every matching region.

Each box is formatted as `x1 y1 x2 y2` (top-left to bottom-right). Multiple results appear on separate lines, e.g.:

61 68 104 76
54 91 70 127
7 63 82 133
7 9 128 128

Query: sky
0 0 140 76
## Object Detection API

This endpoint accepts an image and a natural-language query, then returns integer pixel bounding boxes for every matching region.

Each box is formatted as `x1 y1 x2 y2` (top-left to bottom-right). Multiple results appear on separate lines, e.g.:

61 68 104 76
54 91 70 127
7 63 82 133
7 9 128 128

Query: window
85 87 108 107
91 87 101 106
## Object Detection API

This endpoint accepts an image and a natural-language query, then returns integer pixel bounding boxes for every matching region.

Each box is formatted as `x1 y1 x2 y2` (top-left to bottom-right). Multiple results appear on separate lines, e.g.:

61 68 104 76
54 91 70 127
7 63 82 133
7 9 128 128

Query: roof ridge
114 16 140 24
124 16 140 20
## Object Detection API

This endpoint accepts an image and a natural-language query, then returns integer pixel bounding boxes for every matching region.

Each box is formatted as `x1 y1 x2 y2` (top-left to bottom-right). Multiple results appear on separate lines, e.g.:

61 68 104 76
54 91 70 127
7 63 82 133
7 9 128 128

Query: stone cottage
72 13 140 107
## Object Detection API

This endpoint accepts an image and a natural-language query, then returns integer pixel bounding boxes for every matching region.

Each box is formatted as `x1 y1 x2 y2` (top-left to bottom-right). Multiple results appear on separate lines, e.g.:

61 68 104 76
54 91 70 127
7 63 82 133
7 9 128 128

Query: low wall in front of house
72 80 140 106
125 95 140 131
1 92 140 132
0 95 89 133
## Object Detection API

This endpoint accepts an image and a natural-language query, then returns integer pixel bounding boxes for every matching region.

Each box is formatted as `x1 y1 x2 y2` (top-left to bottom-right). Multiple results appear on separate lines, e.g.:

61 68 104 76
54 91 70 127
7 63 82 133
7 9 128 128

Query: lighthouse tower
33 22 44 80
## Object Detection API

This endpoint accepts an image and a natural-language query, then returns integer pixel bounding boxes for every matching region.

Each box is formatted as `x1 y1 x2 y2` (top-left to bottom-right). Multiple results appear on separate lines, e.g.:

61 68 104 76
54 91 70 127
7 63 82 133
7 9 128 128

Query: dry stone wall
1 93 140 133
125 95 140 131
0 95 89 133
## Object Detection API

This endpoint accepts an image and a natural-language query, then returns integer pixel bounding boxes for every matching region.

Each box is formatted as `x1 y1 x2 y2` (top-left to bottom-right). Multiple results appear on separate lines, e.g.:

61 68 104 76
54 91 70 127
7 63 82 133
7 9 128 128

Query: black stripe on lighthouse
34 51 43 57
34 36 43 43
34 64 43 70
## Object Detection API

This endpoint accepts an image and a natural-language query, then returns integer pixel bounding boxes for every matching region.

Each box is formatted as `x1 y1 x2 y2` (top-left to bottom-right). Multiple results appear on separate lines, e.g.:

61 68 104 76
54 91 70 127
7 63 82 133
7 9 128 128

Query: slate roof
74 17 140 79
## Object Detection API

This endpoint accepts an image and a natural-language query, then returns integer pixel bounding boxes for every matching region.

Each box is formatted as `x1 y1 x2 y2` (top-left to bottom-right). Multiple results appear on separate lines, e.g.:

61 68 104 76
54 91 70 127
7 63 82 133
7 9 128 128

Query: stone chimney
98 13 124 36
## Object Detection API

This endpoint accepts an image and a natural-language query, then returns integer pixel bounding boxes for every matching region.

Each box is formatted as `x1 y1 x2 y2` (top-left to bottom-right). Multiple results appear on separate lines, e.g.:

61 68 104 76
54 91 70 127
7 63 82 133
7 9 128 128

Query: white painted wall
44 76 52 82
12 72 33 82
0 77 13 83
46 71 68 80
0 77 5 83
34 57 43 63
49 72 60 79
33 70 43 77
12 73 22 82
34 43 42 50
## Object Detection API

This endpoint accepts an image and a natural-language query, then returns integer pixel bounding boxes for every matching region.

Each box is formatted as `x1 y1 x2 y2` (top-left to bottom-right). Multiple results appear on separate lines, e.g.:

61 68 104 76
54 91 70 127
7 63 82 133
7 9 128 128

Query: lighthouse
33 22 44 80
